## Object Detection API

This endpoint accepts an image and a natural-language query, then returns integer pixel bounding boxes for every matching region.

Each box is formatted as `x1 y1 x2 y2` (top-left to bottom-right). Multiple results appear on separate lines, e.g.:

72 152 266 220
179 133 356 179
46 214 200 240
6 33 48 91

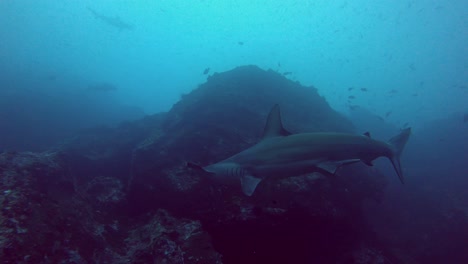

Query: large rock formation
0 66 390 263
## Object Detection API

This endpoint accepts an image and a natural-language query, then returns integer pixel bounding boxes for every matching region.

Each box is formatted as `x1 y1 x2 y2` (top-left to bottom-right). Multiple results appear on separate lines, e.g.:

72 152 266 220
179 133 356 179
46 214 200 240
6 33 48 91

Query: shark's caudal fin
388 128 411 184
262 104 292 139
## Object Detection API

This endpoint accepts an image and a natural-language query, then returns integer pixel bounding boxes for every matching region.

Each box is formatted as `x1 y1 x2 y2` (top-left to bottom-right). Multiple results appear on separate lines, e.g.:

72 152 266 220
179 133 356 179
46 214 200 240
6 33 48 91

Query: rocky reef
1 66 400 263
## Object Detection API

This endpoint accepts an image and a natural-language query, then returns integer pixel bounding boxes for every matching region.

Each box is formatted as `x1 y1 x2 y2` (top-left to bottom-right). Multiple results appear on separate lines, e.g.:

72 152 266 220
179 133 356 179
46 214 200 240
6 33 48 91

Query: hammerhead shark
87 7 134 31
189 104 411 196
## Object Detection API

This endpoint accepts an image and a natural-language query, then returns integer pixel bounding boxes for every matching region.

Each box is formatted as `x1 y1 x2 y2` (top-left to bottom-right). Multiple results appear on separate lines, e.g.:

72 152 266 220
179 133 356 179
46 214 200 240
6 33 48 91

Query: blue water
0 1 467 262
1 1 466 126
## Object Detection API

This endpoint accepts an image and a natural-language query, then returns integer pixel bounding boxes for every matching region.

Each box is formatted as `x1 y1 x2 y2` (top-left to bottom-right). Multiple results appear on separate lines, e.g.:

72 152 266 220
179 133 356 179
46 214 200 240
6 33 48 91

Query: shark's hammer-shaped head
187 161 245 183
203 162 244 184
204 162 263 195
188 160 260 195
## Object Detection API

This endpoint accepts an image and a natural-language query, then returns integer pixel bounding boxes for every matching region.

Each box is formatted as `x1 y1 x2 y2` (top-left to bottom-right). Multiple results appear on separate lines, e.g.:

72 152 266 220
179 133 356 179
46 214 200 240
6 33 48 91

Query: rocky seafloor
1 66 465 263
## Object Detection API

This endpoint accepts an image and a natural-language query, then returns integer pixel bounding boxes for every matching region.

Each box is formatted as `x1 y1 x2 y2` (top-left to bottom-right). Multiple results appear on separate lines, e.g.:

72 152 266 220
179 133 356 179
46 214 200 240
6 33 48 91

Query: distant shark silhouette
189 104 411 196
87 7 134 31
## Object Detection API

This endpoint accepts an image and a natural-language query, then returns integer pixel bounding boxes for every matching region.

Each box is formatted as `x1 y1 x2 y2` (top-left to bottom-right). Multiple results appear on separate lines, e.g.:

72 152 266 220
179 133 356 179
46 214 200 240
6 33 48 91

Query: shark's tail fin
388 128 411 184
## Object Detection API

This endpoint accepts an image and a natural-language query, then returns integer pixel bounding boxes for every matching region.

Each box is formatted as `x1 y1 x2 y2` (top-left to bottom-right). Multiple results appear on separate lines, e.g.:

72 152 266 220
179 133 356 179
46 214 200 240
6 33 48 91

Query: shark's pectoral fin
362 159 373 166
316 159 361 175
240 175 262 196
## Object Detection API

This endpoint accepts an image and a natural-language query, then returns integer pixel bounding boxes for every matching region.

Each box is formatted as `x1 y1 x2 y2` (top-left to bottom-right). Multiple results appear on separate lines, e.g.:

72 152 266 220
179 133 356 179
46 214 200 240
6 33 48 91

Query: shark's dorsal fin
240 175 262 196
262 104 291 139
363 132 371 138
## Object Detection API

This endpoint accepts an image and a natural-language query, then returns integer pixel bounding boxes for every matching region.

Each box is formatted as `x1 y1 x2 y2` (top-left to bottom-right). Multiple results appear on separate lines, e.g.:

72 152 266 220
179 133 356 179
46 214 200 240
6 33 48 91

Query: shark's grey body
193 104 411 196
87 7 134 31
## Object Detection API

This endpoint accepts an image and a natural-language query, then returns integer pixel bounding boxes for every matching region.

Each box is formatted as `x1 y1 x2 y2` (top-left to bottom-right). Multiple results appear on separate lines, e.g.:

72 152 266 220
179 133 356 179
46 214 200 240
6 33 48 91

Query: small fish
349 105 359 110
412 93 418 96
348 95 355 99
360 87 368 92
283 71 292 76
389 89 398 94
203 68 210 75
348 87 354 91
238 41 244 45
385 111 392 118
